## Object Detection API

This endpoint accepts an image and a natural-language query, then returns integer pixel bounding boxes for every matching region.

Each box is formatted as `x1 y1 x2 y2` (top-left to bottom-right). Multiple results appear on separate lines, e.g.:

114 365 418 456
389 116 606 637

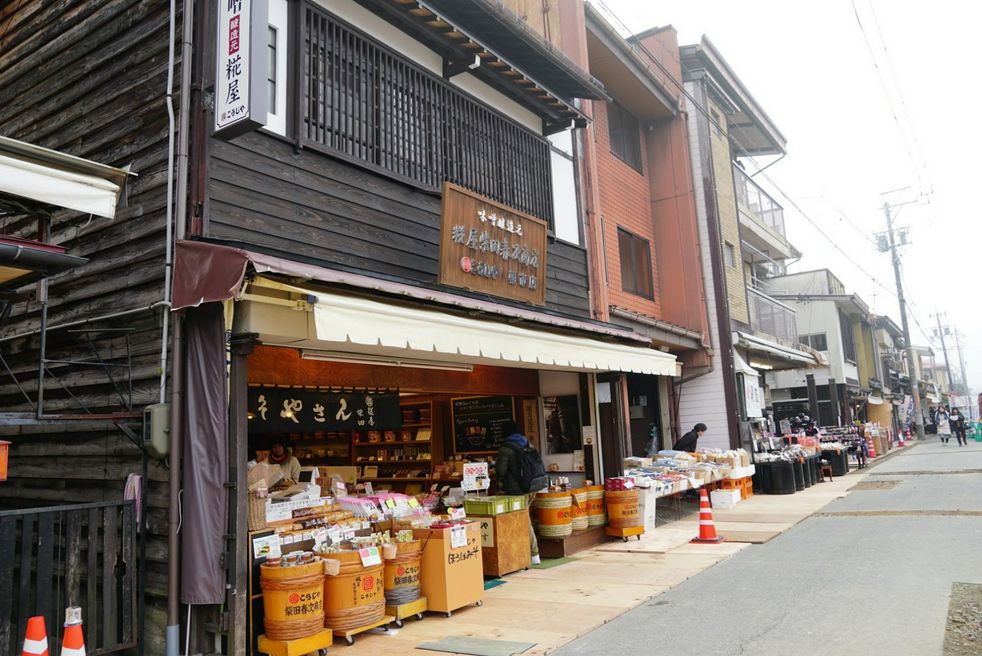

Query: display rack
355 401 434 484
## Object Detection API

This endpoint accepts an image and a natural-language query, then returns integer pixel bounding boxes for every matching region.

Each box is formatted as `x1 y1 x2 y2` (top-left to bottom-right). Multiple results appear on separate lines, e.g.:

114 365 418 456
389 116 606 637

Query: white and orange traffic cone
60 607 85 656
691 488 725 544
21 616 48 656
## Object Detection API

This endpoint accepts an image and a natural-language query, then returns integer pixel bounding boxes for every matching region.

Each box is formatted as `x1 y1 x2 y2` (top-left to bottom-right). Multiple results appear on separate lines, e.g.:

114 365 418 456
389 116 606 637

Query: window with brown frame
607 100 642 173
617 228 653 299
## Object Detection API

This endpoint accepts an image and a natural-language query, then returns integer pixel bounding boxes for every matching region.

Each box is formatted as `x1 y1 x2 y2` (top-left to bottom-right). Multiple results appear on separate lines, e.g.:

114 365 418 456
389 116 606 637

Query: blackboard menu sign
248 387 402 434
451 396 515 453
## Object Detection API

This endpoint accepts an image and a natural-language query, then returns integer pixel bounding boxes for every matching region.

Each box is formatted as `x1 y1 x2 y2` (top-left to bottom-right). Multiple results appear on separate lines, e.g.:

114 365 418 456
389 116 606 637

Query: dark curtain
181 302 229 604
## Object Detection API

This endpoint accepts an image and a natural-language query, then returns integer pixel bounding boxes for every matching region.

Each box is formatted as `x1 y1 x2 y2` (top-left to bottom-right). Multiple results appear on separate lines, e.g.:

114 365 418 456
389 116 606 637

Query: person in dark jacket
674 423 707 452
951 408 967 446
495 419 540 564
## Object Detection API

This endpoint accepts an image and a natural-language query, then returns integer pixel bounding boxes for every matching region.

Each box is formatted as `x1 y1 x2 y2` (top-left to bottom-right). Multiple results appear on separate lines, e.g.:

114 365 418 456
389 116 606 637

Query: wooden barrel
570 487 589 531
534 491 572 538
317 550 385 631
585 485 606 527
260 559 325 641
383 540 422 606
605 489 641 529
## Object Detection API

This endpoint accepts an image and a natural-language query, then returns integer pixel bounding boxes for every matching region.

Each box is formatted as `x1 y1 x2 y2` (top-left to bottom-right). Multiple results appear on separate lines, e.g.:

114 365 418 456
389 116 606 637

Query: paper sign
364 482 374 495
408 498 420 508
448 507 467 520
450 524 468 549
461 462 490 492
385 499 397 509
253 534 282 558
479 519 494 548
582 426 596 446
359 546 382 567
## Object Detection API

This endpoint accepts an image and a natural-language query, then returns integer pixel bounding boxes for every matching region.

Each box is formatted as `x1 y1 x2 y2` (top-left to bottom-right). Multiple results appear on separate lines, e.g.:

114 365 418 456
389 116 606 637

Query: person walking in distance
674 423 707 453
950 408 968 446
495 419 549 565
936 406 952 445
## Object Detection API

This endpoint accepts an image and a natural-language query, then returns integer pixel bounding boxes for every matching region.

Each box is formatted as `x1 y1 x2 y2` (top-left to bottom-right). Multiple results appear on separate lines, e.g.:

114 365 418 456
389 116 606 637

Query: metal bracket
543 117 574 136
443 54 481 79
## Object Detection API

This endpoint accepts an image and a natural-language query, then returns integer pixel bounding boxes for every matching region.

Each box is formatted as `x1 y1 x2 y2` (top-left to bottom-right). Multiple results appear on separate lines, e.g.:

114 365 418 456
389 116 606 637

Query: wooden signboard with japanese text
247 387 402 434
439 182 548 306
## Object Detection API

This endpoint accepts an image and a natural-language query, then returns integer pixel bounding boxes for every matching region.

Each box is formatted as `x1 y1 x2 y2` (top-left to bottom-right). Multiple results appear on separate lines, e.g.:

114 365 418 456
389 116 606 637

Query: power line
850 0 932 197
592 0 899 302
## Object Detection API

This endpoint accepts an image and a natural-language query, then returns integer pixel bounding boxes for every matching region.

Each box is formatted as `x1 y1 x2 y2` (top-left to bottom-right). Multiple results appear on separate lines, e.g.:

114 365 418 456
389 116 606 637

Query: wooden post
226 334 256 656
828 378 840 427
806 374 820 422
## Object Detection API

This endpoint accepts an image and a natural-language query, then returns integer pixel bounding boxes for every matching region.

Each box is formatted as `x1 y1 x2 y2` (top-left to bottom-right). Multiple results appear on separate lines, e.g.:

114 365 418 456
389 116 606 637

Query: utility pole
953 329 972 419
881 201 925 440
932 312 956 393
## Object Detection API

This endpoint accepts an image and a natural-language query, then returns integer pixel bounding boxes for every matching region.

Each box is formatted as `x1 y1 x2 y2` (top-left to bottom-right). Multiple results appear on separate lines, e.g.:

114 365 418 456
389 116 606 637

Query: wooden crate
473 509 531 577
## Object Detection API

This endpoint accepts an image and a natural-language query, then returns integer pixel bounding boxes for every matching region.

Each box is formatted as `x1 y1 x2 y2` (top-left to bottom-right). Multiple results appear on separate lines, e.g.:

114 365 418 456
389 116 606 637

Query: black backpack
503 441 549 493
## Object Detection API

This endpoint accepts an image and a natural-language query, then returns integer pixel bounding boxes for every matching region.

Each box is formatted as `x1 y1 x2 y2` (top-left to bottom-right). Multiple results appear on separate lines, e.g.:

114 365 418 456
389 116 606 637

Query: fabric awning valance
0 136 133 218
309 291 677 376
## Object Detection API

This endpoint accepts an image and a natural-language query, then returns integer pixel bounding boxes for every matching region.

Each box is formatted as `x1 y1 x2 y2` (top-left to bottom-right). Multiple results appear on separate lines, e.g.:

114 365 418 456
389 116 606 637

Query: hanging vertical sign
215 0 269 139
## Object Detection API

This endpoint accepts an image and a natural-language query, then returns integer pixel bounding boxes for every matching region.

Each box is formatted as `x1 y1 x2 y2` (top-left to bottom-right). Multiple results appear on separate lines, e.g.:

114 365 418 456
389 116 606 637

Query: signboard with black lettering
439 182 548 305
215 0 268 139
451 396 515 453
248 387 402 434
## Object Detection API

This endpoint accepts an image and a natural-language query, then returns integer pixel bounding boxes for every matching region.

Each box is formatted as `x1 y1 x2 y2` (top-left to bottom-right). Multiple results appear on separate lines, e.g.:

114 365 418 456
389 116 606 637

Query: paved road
555 439 982 656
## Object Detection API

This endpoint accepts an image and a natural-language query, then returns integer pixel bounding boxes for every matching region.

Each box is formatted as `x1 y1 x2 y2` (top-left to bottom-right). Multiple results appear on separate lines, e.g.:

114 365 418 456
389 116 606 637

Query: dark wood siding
206 131 591 318
0 0 174 652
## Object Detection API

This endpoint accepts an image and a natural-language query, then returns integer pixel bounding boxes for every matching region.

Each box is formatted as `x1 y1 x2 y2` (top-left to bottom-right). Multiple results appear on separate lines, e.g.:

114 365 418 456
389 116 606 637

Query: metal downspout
167 0 194 653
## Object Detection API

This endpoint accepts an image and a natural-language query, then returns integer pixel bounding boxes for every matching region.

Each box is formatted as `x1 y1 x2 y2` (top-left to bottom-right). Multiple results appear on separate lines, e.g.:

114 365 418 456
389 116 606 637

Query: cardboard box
637 487 658 532
710 489 741 509
413 522 483 613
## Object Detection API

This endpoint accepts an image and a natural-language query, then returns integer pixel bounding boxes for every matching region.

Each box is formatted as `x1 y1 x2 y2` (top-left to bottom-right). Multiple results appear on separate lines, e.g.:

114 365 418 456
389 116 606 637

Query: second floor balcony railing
747 286 798 346
734 167 785 238
302 4 554 223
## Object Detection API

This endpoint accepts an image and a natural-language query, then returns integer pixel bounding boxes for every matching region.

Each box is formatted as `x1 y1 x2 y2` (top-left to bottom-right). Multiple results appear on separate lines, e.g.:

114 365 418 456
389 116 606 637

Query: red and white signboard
461 462 490 492
215 0 268 139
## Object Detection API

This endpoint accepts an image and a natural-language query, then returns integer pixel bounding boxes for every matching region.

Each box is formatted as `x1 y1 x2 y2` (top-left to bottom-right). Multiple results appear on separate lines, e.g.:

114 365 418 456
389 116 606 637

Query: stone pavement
340 449 888 654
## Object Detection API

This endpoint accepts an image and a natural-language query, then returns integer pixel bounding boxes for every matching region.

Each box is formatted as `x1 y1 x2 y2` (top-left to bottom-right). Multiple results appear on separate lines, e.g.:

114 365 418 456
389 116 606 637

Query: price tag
363 482 374 495
448 507 466 520
358 546 382 567
450 524 467 549
327 525 342 544
385 499 397 509
408 498 420 508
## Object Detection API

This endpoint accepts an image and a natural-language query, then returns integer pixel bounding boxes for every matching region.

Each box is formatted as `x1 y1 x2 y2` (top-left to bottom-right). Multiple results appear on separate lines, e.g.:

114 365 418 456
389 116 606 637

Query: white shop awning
732 349 759 377
733 331 822 366
0 136 133 219
867 394 884 405
309 291 678 376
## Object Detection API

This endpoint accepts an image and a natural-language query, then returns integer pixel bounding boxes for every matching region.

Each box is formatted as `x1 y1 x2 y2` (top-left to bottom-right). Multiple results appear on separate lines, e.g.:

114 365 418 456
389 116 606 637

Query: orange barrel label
351 572 384 606
384 561 420 590
608 500 639 520
586 499 604 515
570 504 585 518
537 506 571 524
283 589 323 618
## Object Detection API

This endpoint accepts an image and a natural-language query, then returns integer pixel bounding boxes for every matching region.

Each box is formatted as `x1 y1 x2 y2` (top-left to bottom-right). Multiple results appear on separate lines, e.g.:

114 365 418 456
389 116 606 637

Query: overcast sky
598 0 981 396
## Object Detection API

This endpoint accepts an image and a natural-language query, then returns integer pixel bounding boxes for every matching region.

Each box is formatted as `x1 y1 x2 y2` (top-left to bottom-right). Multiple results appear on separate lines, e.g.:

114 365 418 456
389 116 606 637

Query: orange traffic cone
61 607 85 656
21 616 48 656
691 488 725 544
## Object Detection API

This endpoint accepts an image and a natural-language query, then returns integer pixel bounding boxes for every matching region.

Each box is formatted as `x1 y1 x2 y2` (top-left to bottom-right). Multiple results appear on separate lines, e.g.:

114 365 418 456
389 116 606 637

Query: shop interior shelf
400 422 431 428
359 477 432 482
354 440 431 447
354 460 431 465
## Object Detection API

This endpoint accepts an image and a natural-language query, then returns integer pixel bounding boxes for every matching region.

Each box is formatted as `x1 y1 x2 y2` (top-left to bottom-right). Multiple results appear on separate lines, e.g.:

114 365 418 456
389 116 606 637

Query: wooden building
1 1 685 655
